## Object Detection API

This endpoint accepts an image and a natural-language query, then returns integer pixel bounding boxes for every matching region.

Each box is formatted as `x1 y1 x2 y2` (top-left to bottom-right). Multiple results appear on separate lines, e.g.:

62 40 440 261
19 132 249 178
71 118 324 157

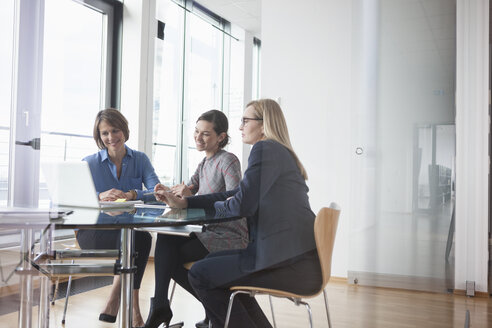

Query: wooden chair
224 203 341 328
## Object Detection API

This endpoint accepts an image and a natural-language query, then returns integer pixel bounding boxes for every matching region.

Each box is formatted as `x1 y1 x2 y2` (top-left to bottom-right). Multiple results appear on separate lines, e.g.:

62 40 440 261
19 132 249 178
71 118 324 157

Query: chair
224 203 341 328
49 232 119 324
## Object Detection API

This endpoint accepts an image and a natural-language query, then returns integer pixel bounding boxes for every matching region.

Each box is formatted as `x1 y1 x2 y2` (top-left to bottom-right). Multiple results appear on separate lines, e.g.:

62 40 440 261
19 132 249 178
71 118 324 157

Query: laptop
41 161 142 209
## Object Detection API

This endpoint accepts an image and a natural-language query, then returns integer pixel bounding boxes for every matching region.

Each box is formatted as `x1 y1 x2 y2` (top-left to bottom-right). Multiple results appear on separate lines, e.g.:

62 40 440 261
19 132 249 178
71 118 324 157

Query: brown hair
93 108 130 150
197 109 230 149
246 99 308 180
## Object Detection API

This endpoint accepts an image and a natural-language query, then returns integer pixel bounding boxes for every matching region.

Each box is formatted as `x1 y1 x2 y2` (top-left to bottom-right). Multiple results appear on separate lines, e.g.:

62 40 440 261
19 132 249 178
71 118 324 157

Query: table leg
18 228 34 328
38 226 51 328
119 228 134 328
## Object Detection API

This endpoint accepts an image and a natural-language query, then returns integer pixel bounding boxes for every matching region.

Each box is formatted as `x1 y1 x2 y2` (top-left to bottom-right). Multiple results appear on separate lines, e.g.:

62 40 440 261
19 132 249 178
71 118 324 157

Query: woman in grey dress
144 110 247 328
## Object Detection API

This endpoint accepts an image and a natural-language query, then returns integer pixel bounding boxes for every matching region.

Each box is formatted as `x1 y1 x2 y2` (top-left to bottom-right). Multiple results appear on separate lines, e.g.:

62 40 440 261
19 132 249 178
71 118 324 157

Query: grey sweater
188 150 248 252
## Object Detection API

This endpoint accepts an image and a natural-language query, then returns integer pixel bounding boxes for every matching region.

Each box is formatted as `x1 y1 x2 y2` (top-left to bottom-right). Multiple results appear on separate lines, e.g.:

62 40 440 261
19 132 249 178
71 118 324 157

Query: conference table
0 209 53 328
0 205 239 328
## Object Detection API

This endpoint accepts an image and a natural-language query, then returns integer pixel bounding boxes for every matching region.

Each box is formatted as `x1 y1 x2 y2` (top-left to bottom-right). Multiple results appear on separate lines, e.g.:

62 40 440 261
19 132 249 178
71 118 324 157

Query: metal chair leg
224 291 238 328
61 260 74 324
51 278 60 305
268 295 277 328
164 281 185 328
299 300 313 328
169 280 177 306
224 290 252 328
323 289 332 328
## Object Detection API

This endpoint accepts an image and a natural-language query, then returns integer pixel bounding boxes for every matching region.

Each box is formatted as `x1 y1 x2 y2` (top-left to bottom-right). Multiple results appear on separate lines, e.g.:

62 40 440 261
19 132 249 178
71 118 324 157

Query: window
0 1 15 206
183 6 224 179
153 0 244 185
0 0 121 207
226 24 246 166
40 0 105 163
152 2 185 186
38 0 122 206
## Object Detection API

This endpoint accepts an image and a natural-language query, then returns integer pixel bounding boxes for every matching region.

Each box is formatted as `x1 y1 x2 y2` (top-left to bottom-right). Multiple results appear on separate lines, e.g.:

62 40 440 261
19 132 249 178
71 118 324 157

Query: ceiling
196 0 261 36
194 1 455 78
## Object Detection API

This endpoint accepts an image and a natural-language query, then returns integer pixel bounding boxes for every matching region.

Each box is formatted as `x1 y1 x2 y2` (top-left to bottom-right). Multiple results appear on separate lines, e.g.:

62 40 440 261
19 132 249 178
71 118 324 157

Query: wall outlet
465 280 475 297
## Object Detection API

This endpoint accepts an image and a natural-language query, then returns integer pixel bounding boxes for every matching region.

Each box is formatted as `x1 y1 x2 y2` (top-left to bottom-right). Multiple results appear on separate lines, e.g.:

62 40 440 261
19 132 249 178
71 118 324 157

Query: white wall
261 0 352 277
455 0 489 293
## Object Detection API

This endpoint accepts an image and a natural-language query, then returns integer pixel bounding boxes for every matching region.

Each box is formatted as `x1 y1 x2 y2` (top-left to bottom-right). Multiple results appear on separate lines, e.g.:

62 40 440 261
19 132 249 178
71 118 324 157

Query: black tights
153 233 209 306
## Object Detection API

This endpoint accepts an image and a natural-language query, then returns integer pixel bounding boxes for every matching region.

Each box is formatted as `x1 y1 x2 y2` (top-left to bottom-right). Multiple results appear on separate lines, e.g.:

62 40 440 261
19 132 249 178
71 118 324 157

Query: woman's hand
154 183 170 193
154 184 188 208
99 188 126 201
123 190 137 201
171 182 194 198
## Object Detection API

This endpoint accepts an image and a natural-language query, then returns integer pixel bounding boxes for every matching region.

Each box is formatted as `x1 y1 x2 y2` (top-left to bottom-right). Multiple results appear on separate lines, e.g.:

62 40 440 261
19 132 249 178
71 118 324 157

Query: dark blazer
187 139 316 272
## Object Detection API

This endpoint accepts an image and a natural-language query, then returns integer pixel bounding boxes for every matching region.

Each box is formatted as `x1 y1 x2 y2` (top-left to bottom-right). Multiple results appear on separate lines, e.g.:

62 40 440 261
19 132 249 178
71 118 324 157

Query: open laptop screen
41 161 101 208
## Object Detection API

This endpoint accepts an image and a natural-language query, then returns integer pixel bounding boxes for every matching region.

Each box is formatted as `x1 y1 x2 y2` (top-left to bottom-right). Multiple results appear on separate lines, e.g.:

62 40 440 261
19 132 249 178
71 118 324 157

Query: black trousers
76 229 152 289
188 249 322 328
153 233 209 305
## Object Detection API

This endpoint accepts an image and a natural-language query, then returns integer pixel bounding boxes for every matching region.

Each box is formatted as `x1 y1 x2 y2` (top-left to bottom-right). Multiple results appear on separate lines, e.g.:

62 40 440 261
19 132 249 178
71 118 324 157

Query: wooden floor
1 261 491 328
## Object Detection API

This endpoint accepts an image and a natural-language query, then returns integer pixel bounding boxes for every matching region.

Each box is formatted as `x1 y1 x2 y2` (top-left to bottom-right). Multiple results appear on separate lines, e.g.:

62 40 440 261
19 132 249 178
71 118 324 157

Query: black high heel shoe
144 298 173 328
99 313 117 323
195 316 209 328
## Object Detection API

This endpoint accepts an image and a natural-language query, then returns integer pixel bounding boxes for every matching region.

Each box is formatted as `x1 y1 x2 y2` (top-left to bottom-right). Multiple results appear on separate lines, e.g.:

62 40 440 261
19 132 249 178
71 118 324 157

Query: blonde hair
246 99 308 180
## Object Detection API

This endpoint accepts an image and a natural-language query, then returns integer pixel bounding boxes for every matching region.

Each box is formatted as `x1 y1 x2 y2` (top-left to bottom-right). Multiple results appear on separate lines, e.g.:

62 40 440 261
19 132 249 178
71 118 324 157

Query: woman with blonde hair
154 99 320 327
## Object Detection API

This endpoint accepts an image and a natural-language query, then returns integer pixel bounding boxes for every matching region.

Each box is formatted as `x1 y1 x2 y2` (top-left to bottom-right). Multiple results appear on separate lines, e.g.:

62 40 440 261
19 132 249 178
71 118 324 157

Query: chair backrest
314 202 341 289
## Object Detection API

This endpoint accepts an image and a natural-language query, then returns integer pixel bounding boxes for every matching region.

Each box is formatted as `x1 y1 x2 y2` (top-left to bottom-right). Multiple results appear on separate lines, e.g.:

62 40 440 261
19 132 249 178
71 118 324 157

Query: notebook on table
41 161 143 209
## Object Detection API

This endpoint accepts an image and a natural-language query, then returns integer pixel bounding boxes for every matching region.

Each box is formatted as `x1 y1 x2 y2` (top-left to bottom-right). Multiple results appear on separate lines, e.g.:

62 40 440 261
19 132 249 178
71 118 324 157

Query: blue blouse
83 145 160 200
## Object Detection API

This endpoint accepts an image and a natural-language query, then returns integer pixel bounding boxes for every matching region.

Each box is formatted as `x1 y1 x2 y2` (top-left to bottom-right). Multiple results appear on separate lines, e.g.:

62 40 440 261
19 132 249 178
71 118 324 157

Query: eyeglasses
240 117 263 127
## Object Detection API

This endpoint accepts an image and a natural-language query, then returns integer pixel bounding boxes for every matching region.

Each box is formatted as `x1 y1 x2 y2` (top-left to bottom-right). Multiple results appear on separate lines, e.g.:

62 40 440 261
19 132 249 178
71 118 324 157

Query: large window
183 9 224 179
0 0 121 207
152 2 185 186
37 0 122 205
0 1 15 206
153 0 244 185
40 0 105 163
226 24 247 166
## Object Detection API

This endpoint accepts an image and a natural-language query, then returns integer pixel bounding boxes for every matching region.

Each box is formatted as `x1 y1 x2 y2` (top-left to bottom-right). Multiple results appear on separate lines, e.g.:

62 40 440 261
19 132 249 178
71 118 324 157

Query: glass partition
350 0 456 293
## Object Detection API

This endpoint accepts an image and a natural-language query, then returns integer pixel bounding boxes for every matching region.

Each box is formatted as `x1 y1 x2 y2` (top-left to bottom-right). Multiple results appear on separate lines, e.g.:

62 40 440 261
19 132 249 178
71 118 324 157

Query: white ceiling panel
197 0 261 36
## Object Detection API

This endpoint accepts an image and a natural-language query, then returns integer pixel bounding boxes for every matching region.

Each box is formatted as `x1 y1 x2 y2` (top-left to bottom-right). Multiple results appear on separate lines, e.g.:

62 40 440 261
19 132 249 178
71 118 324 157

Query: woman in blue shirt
76 108 159 328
